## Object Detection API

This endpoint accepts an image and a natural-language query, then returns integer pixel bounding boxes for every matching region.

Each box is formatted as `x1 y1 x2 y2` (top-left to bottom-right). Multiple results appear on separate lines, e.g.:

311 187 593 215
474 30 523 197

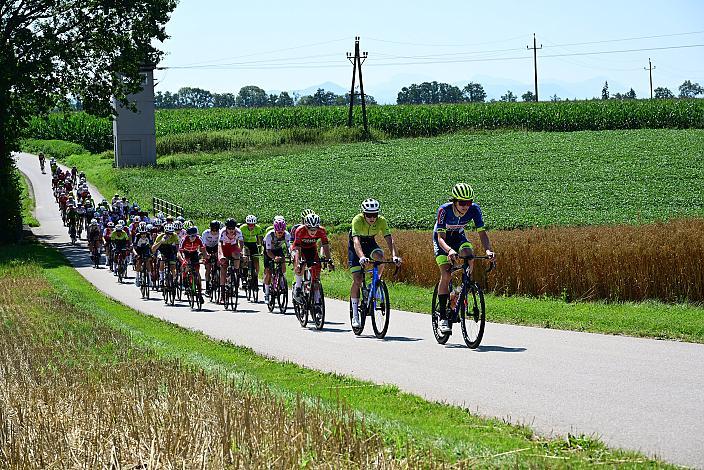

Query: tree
397 81 463 105
463 82 486 103
500 90 517 102
654 87 674 99
601 81 609 100
0 0 176 243
236 85 268 107
275 92 294 107
521 91 535 102
678 80 703 98
624 88 637 100
212 92 237 108
177 87 213 108
550 94 561 102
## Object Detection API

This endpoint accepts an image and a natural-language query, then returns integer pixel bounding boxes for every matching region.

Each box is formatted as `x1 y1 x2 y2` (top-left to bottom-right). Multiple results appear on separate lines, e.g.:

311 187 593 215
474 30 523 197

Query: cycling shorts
220 244 241 260
348 236 383 273
244 241 261 257
433 231 474 266
264 247 284 270
158 245 178 263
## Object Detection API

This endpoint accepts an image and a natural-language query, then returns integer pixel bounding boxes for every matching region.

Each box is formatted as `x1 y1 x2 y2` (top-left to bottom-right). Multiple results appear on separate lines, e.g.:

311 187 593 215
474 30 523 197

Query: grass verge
18 171 39 227
0 240 668 468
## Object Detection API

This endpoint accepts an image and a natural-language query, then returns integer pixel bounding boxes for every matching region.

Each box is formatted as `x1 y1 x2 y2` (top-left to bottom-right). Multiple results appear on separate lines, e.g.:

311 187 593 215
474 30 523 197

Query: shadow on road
476 345 527 353
380 335 423 342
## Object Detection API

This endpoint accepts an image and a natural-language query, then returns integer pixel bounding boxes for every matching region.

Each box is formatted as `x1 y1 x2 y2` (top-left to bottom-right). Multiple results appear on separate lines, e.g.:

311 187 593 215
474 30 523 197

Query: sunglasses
363 213 378 219
457 200 473 207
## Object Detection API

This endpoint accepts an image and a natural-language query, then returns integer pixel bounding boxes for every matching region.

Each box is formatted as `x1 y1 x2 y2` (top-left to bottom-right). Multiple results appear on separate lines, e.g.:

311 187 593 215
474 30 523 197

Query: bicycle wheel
227 267 239 311
117 257 124 283
313 283 325 330
294 290 307 327
350 287 366 336
250 263 259 302
243 267 252 301
460 284 486 349
431 284 451 345
267 275 277 313
186 272 195 309
371 280 391 339
277 276 288 314
141 266 149 299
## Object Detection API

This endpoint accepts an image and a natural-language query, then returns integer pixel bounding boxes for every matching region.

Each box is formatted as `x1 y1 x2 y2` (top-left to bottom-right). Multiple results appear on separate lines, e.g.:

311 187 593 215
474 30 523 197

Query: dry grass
331 219 704 303
0 267 445 468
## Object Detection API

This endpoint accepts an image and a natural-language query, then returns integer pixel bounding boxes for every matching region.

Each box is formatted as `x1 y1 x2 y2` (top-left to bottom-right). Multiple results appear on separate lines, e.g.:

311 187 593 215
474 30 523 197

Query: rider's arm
478 230 495 258
353 236 366 259
384 234 398 258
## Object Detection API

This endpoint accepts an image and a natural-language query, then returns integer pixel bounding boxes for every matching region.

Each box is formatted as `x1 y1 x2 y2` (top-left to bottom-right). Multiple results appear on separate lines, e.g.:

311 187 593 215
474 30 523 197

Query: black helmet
210 220 221 230
186 226 198 236
225 218 237 229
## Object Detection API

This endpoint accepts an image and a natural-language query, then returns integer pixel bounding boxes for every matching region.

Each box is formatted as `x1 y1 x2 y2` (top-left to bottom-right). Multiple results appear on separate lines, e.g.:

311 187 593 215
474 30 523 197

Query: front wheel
431 283 450 345
277 276 288 314
294 293 307 327
350 287 367 336
312 282 325 330
371 281 390 339
460 284 486 349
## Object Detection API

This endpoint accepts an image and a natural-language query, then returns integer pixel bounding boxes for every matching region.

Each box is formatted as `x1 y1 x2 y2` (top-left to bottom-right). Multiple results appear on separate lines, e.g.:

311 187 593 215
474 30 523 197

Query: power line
541 30 704 49
364 33 529 48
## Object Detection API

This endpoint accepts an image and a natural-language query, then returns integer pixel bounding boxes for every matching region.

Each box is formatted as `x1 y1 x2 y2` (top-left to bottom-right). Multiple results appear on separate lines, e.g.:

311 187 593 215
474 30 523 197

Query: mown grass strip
18 171 39 227
0 241 668 467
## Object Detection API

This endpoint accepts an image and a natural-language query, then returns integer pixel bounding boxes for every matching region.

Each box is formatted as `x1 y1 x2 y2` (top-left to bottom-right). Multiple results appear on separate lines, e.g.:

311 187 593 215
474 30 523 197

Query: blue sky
156 0 704 102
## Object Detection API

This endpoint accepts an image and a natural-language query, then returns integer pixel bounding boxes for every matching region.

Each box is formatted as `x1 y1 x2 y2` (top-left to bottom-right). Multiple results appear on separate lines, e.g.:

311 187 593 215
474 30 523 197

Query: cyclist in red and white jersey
201 220 221 292
292 213 334 301
179 226 209 302
218 218 243 302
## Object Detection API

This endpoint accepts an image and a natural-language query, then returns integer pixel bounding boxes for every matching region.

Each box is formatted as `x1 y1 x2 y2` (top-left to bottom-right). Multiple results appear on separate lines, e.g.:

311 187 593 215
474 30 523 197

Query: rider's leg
293 251 303 292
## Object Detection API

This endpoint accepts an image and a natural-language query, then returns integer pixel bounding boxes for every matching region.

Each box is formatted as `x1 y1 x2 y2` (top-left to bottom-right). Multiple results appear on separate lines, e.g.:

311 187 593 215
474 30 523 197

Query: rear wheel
460 284 486 349
371 281 390 339
140 266 149 299
294 291 307 327
350 287 366 336
277 276 288 314
431 283 450 345
194 273 203 311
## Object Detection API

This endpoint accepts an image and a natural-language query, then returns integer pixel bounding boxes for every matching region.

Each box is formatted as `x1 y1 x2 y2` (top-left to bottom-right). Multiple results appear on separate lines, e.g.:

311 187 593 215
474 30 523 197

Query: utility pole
346 36 369 134
526 33 542 101
644 58 656 99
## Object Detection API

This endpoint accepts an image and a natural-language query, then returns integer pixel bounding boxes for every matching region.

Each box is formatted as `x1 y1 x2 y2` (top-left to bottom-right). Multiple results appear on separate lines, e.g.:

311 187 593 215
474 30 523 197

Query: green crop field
25 99 704 152
51 128 704 231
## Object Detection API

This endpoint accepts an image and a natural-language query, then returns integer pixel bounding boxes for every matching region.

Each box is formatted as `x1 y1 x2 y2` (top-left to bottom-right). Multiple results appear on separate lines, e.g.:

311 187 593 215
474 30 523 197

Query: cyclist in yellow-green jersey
240 215 264 280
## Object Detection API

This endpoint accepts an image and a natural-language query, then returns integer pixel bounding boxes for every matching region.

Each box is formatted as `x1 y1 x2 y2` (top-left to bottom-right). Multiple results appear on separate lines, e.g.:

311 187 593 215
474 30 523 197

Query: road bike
222 256 239 311
137 252 151 299
114 248 128 284
266 257 288 314
206 251 220 304
68 221 77 245
431 255 495 349
240 252 260 302
350 260 397 338
161 258 177 305
182 254 203 311
89 241 101 269
293 258 331 330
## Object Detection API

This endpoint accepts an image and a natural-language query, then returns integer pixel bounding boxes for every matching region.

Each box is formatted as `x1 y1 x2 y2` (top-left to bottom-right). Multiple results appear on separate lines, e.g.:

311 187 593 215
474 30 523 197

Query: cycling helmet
164 223 175 233
183 220 193 230
146 223 154 231
115 224 124 231
107 222 115 228
153 219 162 227
173 221 183 231
273 219 286 232
114 193 119 198
133 215 141 223
225 218 237 229
156 211 164 219
186 226 198 236
273 215 285 223
210 220 221 230
176 216 185 223
451 183 474 201
245 215 257 225
90 218 97 225
138 222 147 233
303 213 320 228
361 198 380 214
300 208 315 220
117 220 125 226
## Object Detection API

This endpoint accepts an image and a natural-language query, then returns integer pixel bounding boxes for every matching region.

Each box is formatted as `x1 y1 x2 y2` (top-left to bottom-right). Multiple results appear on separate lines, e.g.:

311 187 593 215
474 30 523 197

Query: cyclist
433 183 495 334
201 220 221 294
133 223 152 287
86 218 103 264
292 213 334 302
179 226 209 303
152 223 180 286
111 224 131 276
240 215 263 285
103 221 115 266
349 198 402 328
263 218 291 303
49 157 58 175
65 201 80 240
38 153 46 173
218 218 243 302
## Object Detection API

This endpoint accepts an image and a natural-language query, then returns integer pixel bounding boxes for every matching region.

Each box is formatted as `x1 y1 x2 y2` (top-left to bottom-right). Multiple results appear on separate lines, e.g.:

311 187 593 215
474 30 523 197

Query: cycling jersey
87 225 102 242
350 213 391 239
240 224 263 243
264 230 291 252
292 226 329 250
134 234 152 248
219 227 243 246
154 232 179 247
102 227 113 240
201 229 220 248
180 235 204 253
111 230 129 242
433 202 485 234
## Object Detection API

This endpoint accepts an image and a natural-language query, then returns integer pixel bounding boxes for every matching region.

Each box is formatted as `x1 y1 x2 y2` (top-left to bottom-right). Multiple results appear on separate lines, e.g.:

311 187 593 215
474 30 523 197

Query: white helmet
245 215 257 224
303 213 320 228
173 221 183 230
273 215 285 223
361 198 380 214
164 223 175 233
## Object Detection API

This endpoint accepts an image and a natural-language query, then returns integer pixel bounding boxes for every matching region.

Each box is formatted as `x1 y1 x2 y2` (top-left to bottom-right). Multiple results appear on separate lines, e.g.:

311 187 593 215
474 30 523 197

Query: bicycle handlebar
456 254 496 274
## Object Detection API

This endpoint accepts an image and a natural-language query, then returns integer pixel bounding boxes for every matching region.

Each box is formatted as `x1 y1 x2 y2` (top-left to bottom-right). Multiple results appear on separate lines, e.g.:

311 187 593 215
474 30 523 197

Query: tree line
154 86 377 109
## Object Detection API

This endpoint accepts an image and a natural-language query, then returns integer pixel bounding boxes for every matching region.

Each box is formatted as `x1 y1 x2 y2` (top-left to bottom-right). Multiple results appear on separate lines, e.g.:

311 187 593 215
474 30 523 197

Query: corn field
25 99 704 152
331 219 704 303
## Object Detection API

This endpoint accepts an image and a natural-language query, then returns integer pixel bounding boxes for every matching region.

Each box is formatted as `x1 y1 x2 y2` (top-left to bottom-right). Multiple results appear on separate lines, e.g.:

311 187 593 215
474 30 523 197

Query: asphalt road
16 153 704 468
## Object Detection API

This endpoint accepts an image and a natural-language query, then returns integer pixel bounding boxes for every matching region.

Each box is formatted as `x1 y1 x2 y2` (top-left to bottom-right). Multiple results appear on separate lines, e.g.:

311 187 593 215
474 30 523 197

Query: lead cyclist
433 183 495 334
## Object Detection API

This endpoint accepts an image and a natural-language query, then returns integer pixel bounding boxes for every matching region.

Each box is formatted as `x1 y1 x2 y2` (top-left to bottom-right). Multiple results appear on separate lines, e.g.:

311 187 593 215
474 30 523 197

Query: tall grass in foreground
0 265 439 468
332 219 704 303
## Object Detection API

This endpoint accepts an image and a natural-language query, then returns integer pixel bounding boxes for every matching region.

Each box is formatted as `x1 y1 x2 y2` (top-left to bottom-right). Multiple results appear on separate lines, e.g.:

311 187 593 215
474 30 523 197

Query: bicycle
206 253 220 304
222 256 239 311
68 222 77 245
267 257 288 314
431 255 495 349
89 241 101 269
293 258 331 330
182 255 203 311
138 252 151 299
39 158 45 174
161 258 177 305
350 260 397 339
114 248 128 284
